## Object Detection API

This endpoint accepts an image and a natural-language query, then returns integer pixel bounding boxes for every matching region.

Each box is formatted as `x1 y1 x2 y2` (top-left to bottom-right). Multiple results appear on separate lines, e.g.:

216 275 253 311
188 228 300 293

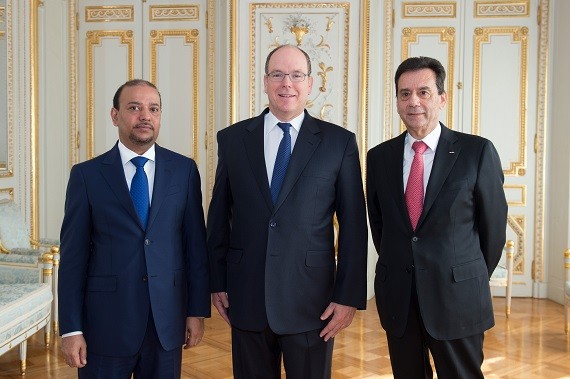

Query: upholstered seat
0 200 60 333
564 249 570 334
490 240 514 317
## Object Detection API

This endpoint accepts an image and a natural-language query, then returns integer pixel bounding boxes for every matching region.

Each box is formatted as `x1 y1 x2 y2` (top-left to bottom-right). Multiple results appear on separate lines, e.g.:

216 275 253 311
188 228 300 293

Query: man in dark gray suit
366 56 508 378
207 45 368 378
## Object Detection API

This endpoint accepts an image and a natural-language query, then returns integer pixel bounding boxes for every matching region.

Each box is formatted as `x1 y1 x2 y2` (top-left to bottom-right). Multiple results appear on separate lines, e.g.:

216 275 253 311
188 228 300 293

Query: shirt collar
265 111 305 134
405 122 441 152
118 140 156 166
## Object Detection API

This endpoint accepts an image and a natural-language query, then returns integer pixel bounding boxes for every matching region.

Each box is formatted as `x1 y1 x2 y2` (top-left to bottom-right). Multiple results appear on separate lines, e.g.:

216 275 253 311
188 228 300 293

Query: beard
129 126 154 146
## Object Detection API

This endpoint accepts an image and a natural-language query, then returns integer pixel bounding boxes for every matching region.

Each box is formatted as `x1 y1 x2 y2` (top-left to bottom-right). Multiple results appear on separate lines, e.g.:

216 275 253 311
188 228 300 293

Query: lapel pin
449 151 455 154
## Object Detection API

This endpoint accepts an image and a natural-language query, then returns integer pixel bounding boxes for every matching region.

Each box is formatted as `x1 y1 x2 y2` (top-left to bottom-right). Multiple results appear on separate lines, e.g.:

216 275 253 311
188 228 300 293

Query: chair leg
19 340 27 375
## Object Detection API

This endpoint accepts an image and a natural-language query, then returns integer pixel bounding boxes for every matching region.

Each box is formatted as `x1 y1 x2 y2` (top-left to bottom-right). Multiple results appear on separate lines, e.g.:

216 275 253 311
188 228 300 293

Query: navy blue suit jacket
207 109 368 334
58 143 210 356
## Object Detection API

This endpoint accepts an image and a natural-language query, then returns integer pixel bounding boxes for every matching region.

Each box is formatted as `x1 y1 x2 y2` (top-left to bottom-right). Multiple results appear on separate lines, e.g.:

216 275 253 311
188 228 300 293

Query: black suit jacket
366 125 507 340
207 109 368 334
58 143 210 356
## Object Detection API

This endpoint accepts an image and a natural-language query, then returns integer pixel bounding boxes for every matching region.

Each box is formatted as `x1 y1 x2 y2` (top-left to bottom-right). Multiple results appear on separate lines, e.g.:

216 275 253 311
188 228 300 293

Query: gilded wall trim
1 0 14 177
149 29 200 163
507 214 525 275
85 6 134 23
533 0 549 283
384 0 394 142
149 5 199 21
401 27 455 131
360 1 370 174
0 6 4 22
504 184 526 206
31 0 41 239
402 1 456 18
86 30 134 159
206 0 216 203
249 3 351 128
472 26 528 176
0 187 14 201
69 0 78 165
474 0 530 18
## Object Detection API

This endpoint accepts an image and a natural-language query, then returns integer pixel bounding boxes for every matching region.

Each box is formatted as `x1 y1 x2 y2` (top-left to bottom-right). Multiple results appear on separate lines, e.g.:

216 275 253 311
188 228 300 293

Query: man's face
396 68 446 140
264 46 313 122
111 84 162 154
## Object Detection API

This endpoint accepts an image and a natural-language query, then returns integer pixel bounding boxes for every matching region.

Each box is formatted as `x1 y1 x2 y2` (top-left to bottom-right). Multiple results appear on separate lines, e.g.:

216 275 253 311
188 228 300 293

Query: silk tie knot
130 156 150 228
412 141 428 155
271 123 292 205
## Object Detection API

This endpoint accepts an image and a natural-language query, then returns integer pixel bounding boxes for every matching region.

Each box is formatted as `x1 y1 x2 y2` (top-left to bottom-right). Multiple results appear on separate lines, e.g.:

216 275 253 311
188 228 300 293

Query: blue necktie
271 122 292 205
130 156 150 228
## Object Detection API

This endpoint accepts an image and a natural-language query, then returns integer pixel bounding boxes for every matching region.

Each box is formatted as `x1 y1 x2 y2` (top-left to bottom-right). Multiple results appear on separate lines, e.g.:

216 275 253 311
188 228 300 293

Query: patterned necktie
130 156 150 228
405 141 428 231
270 122 292 205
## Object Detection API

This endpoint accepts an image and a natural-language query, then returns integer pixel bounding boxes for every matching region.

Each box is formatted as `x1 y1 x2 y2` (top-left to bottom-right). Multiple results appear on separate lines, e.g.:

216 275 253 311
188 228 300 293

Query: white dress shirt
264 112 304 184
403 123 441 194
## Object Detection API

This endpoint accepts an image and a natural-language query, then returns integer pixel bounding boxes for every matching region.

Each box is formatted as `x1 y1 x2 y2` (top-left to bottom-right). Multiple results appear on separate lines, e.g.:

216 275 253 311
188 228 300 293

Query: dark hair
112 79 161 110
395 56 446 95
264 44 312 76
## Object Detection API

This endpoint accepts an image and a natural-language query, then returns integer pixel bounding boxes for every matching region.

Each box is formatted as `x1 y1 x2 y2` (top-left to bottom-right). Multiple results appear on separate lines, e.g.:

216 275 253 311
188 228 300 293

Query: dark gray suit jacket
366 125 508 340
207 109 368 334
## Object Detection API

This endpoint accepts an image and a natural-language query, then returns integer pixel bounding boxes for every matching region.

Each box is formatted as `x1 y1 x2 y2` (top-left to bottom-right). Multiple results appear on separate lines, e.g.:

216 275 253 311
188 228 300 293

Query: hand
184 317 205 349
211 292 231 325
319 302 356 341
61 334 87 368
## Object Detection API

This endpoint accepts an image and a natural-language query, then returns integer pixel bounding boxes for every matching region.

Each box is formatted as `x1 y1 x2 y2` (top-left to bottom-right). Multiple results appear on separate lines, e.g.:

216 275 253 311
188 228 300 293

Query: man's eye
128 106 140 111
150 107 160 113
291 73 304 79
271 72 284 79
419 91 431 98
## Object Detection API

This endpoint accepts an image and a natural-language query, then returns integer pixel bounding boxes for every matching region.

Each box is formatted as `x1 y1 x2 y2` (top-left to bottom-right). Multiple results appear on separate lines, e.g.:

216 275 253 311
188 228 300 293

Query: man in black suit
366 56 508 378
207 45 368 378
59 79 210 378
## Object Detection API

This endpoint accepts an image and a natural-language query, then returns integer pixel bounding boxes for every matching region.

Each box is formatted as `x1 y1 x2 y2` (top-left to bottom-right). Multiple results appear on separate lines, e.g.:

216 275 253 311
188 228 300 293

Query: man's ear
110 108 119 126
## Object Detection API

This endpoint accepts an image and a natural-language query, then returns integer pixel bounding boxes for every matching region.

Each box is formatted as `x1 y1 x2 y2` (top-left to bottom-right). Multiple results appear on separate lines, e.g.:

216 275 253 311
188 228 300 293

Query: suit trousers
78 309 182 379
231 326 334 379
385 275 485 379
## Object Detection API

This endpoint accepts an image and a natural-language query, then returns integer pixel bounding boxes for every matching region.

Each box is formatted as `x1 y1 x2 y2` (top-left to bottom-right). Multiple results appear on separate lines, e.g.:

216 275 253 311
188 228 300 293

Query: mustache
134 123 154 130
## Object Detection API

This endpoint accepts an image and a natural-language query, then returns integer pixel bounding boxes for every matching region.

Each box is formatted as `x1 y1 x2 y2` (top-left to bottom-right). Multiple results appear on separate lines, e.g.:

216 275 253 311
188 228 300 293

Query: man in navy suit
366 56 508 378
58 79 210 378
207 45 368 378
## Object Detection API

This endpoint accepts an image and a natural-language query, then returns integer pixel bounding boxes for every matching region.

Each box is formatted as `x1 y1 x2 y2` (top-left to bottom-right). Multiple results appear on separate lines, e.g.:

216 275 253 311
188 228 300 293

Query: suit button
142 275 148 281
269 221 277 228
145 239 151 245
412 236 418 242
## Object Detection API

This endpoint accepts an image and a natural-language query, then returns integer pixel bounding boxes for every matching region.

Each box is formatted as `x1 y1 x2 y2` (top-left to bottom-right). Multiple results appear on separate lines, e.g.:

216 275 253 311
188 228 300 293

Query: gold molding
1 0 13 178
533 0 549 283
69 0 77 165
402 1 457 18
85 6 134 23
0 6 4 22
149 29 200 163
504 184 526 206
472 26 528 176
384 0 394 142
86 30 134 159
474 0 530 18
507 214 525 275
0 187 14 200
360 0 370 178
149 5 199 22
401 27 455 131
31 0 41 240
207 0 216 204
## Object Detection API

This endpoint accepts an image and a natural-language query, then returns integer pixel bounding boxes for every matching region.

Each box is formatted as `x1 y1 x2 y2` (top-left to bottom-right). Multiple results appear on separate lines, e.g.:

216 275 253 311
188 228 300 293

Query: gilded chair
489 240 514 318
0 199 60 333
564 249 570 334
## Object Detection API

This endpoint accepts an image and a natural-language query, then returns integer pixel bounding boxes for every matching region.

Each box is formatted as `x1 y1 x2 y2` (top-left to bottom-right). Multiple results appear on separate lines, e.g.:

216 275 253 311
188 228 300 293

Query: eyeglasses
266 71 308 82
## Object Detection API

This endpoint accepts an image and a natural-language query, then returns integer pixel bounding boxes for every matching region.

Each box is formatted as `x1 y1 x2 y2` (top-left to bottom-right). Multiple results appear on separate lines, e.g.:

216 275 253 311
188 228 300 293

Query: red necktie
405 141 428 231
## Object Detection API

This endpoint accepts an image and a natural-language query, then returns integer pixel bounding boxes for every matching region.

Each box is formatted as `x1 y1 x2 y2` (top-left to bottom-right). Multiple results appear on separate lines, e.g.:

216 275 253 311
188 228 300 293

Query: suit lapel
387 133 412 229
147 144 173 230
100 143 141 226
419 126 460 227
243 111 274 211
273 112 321 212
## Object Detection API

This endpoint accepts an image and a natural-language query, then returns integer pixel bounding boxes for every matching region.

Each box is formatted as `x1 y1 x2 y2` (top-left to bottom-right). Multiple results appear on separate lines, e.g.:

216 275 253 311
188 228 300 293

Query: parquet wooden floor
1 297 569 378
